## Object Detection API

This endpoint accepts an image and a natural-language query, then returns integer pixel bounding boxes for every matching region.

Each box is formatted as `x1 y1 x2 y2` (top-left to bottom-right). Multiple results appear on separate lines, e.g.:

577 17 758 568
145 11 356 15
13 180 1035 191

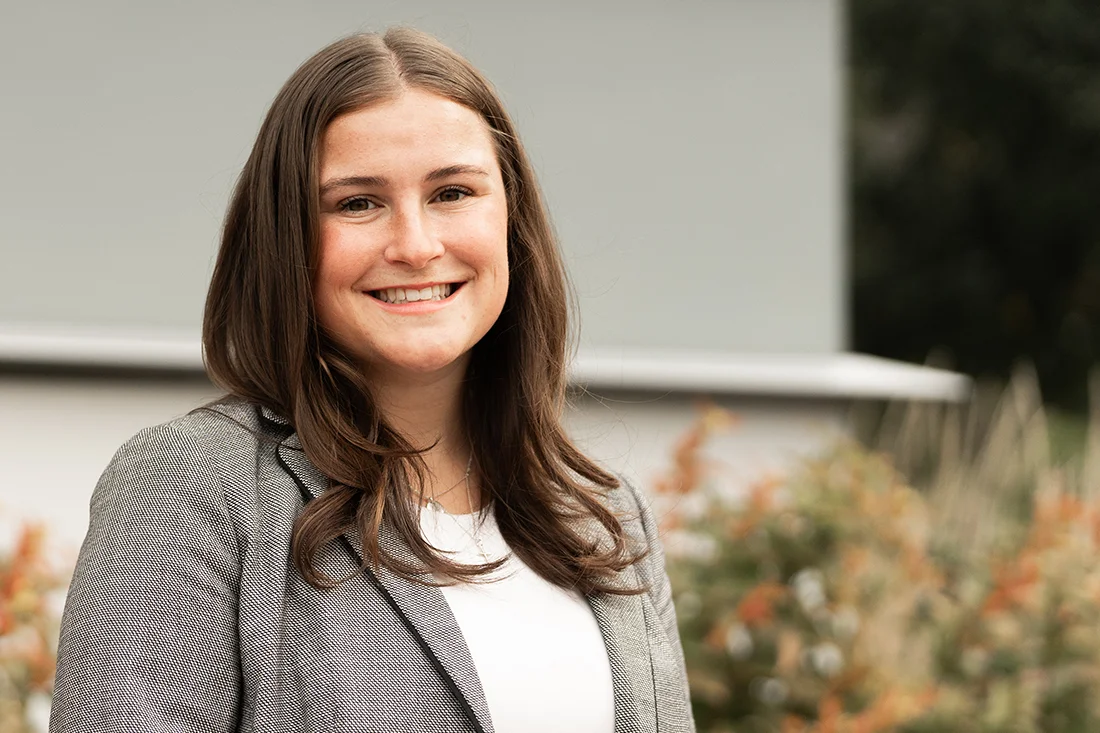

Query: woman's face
314 89 510 382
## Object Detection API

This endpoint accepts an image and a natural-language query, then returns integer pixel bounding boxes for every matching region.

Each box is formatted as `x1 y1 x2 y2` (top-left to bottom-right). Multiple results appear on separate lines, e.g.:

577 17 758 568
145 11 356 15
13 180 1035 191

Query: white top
418 503 615 733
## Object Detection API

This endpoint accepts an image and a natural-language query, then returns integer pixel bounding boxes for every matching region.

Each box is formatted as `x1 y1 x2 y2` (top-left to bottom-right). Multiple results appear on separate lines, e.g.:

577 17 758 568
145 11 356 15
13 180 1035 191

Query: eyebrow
319 164 491 195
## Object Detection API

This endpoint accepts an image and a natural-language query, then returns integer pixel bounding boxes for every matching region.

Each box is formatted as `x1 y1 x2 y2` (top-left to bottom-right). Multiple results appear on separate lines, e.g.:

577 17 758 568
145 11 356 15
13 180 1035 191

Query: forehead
320 89 499 176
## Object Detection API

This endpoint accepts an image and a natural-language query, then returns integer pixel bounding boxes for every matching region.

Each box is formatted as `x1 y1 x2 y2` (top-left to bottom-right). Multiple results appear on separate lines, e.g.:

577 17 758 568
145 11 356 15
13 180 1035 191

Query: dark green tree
850 0 1100 410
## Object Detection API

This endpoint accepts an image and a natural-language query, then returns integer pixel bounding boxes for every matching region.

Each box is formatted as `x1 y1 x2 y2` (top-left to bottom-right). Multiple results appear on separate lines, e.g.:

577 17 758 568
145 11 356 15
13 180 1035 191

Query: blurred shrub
0 524 66 733
661 374 1100 732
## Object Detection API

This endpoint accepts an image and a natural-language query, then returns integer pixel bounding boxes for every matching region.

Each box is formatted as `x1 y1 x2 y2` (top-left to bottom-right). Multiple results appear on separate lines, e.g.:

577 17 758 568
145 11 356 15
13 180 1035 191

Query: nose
383 205 445 269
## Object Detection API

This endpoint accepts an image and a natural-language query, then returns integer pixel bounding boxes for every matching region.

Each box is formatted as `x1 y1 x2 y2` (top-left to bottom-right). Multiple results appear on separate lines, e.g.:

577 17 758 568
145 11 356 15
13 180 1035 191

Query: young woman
50 28 694 733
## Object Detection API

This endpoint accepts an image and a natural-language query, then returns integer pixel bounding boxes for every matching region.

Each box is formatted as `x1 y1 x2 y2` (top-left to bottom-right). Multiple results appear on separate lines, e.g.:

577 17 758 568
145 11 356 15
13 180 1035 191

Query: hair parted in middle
202 27 646 594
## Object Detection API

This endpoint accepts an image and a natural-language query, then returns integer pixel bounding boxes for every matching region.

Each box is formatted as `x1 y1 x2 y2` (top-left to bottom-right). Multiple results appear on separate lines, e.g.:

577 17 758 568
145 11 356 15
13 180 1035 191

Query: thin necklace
461 460 491 562
420 453 473 512
421 454 491 563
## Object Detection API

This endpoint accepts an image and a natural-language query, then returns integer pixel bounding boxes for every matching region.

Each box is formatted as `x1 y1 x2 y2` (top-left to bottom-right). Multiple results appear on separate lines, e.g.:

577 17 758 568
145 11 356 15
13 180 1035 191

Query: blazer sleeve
50 423 242 733
620 477 688 674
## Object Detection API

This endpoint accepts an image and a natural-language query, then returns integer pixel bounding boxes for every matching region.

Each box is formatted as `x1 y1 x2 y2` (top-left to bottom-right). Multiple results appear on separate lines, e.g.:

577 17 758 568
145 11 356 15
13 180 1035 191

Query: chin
374 346 471 377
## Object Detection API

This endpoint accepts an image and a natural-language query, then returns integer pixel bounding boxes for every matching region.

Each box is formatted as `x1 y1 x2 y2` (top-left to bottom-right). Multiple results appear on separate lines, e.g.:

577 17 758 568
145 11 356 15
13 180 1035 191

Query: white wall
0 0 842 353
564 389 847 511
0 376 221 557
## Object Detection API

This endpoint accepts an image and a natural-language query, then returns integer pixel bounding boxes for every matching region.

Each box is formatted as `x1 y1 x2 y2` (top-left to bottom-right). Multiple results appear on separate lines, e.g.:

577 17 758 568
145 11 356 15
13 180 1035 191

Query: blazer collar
268 410 655 733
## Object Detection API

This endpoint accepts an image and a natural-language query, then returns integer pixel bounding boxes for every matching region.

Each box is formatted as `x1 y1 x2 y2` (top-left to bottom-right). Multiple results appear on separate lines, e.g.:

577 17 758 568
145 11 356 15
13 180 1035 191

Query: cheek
491 221 510 303
482 239 510 307
476 205 510 278
493 259 510 299
313 228 364 331
316 227 362 287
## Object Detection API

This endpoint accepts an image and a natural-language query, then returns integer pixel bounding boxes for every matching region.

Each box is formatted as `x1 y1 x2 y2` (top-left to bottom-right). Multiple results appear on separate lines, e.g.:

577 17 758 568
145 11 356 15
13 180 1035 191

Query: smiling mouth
368 282 463 304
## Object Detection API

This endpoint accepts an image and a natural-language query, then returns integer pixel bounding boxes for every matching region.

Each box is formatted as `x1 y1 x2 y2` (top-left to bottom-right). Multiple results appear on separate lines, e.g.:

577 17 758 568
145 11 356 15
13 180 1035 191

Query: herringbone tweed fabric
50 399 695 732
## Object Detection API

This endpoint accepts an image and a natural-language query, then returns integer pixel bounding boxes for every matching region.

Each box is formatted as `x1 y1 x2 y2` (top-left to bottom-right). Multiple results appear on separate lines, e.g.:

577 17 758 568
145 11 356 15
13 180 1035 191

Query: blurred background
4 0 1100 731
850 0 1100 419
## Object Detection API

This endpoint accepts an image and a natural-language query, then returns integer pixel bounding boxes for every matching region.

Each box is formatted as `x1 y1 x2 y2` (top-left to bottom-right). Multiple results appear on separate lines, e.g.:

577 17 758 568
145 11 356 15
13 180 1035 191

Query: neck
369 357 474 509
372 363 465 450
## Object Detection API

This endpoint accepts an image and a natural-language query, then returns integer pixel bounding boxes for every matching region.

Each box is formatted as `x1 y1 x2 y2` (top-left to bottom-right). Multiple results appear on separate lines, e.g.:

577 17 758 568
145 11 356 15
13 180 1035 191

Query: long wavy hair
202 28 645 593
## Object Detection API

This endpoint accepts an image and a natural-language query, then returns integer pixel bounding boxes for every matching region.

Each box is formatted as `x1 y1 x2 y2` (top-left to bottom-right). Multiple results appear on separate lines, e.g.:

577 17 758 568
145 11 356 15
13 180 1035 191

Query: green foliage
850 0 1100 410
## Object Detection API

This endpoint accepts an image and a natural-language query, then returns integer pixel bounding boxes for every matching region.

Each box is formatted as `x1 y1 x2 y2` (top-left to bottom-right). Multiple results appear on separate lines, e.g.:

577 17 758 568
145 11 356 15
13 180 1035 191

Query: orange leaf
817 695 843 733
782 716 808 733
737 583 788 627
982 555 1040 615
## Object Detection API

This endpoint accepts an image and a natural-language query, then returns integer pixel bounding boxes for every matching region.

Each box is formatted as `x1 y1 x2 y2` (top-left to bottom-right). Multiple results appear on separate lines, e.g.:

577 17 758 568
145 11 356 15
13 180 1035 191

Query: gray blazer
50 399 695 732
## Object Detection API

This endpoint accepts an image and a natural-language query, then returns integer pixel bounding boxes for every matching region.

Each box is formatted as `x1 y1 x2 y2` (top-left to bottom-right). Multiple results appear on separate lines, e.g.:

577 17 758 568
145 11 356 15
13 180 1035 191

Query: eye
434 186 473 204
337 196 378 214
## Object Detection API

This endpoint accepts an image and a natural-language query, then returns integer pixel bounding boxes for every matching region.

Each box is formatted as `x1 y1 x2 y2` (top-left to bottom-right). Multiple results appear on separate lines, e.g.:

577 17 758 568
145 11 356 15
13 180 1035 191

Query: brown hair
202 28 644 593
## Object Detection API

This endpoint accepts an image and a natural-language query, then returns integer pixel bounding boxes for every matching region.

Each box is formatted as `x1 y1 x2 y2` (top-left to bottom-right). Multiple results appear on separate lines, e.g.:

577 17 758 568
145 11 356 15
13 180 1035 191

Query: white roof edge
570 348 971 402
0 325 205 371
0 325 971 402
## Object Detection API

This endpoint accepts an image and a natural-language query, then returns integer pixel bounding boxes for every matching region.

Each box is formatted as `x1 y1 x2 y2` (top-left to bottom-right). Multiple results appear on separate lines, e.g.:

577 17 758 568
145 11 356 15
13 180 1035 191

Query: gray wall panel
0 0 842 352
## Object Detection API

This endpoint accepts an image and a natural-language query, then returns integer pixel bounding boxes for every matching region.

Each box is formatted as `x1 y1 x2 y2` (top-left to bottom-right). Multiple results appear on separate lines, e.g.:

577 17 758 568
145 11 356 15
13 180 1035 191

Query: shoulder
127 396 272 451
92 398 278 535
604 475 660 542
106 397 273 478
56 415 254 732
600 474 673 588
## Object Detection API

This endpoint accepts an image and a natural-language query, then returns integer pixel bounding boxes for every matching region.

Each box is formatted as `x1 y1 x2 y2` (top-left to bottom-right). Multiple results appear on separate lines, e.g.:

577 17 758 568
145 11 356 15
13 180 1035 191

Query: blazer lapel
366 519 496 733
588 590 658 733
272 425 495 733
578 511 658 733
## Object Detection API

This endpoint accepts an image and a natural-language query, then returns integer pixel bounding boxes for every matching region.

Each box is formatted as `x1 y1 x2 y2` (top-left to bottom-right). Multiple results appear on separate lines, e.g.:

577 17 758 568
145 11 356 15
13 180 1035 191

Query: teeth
372 283 456 304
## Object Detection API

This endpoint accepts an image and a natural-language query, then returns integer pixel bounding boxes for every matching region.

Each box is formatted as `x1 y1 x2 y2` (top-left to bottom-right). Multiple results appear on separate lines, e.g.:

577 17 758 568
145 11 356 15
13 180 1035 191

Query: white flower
724 623 754 660
46 587 68 625
750 676 790 706
25 693 52 733
832 605 861 640
807 641 845 677
790 568 827 612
